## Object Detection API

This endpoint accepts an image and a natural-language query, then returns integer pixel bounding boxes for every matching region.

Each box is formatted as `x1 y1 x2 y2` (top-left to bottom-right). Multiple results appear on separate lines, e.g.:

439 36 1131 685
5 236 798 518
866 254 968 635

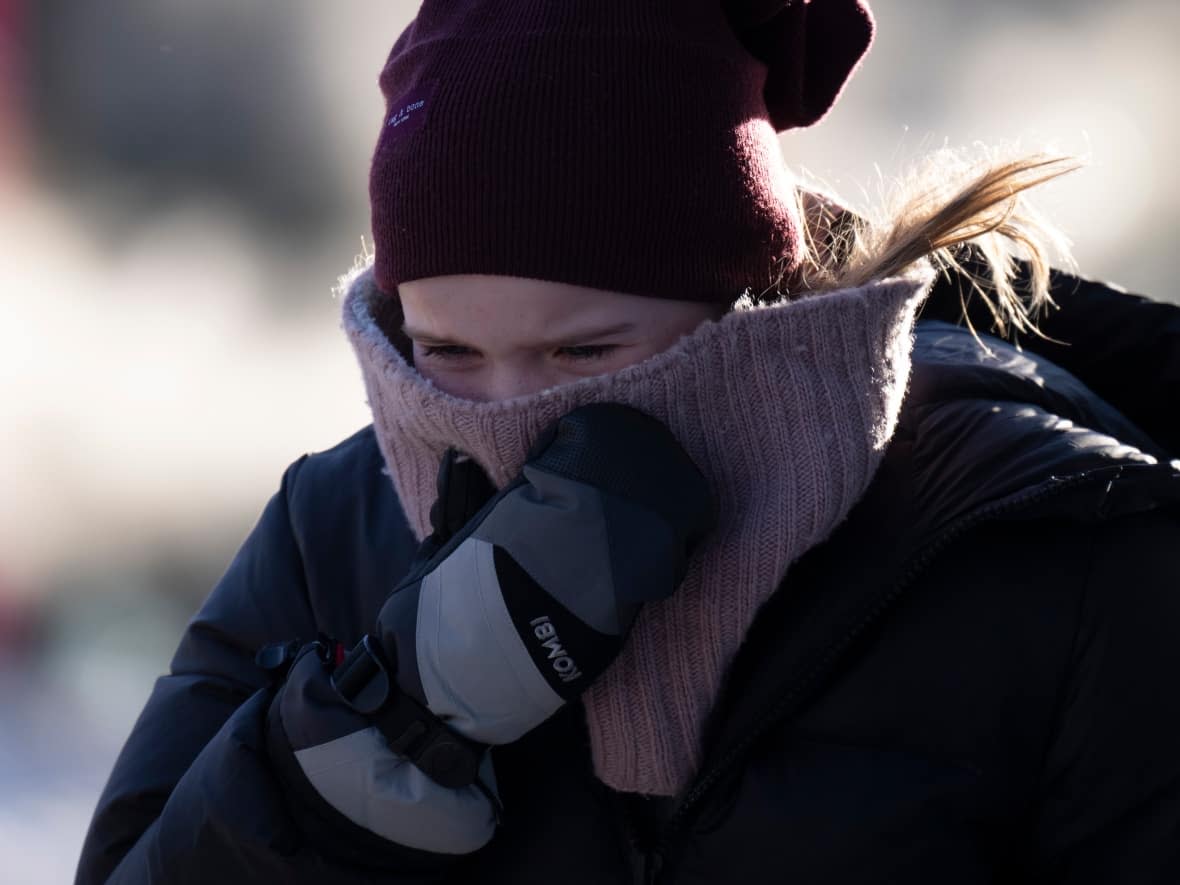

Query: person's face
398 274 727 401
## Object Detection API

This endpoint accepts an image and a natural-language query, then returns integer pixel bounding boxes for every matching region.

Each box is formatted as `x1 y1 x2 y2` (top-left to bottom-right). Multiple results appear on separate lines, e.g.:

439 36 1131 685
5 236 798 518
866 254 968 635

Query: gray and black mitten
268 403 715 855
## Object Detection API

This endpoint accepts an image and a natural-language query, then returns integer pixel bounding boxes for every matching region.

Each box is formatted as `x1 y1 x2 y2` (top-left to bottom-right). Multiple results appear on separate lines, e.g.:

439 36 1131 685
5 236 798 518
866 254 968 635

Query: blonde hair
765 148 1083 339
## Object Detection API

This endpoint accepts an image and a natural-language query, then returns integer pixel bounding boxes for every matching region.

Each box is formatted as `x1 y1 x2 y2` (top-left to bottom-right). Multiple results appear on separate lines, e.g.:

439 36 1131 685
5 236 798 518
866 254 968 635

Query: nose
483 364 553 401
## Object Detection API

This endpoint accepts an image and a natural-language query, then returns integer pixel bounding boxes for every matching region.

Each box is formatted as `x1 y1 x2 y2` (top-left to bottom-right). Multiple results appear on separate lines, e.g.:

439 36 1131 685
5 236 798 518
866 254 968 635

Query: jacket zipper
614 791 664 885
641 467 1129 882
625 823 663 885
643 849 664 885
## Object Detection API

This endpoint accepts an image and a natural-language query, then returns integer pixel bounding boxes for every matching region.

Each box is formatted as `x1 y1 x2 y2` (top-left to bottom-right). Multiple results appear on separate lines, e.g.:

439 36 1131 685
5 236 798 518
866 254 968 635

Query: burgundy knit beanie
369 0 874 304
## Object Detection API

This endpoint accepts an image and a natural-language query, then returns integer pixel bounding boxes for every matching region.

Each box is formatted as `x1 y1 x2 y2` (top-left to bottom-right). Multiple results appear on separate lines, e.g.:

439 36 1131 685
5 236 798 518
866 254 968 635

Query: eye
417 344 477 361
556 344 617 362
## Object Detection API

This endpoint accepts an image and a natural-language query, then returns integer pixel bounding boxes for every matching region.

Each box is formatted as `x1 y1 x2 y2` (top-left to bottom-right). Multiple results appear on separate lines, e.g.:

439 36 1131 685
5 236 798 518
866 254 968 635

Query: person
76 1 1180 882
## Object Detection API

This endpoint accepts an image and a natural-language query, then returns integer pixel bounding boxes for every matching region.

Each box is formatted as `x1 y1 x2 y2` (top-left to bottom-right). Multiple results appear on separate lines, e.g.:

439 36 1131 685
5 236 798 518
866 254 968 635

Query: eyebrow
400 321 637 347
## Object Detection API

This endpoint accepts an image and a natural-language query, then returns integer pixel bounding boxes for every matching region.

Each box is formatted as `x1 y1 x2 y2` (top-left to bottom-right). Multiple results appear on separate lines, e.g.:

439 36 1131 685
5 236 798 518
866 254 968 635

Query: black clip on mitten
330 634 486 790
329 448 496 791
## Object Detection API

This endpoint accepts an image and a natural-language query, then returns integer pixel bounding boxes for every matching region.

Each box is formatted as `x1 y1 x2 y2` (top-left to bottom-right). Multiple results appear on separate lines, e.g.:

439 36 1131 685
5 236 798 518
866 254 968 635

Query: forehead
397 274 659 340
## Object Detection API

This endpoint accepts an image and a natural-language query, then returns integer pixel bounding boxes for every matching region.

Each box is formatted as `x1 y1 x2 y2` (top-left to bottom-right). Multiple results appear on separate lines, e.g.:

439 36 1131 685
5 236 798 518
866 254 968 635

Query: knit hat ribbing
369 0 874 302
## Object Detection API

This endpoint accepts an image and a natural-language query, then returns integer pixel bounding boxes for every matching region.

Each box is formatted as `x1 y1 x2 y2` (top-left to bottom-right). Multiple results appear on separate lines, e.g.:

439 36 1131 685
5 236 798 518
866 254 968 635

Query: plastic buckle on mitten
331 636 392 714
331 635 485 790
254 638 304 682
257 634 343 682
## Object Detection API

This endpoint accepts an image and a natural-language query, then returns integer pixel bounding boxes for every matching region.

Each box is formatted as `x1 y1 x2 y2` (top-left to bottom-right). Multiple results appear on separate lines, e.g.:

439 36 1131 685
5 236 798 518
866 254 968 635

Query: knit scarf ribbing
341 266 934 796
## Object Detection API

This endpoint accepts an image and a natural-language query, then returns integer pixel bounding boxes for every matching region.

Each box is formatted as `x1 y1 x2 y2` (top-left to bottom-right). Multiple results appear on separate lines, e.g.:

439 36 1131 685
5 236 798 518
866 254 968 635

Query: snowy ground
1 671 130 883
0 589 188 883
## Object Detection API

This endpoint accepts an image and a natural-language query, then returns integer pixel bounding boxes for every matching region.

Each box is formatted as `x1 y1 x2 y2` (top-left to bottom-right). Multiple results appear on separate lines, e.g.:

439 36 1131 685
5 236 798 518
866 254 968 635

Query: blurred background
1 1 1177 880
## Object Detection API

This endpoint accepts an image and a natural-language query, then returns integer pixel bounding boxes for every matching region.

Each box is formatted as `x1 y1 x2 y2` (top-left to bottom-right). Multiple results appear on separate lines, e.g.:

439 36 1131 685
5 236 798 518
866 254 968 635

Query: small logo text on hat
388 99 425 128
385 80 436 138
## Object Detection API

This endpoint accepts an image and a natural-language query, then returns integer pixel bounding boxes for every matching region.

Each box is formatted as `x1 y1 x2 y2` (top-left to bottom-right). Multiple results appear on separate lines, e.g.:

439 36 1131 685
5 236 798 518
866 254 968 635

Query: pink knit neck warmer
341 266 933 796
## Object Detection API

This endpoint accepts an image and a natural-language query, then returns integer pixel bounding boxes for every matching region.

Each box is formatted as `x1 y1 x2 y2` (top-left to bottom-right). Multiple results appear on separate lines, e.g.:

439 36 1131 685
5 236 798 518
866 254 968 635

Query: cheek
414 363 484 400
415 360 571 402
603 337 684 372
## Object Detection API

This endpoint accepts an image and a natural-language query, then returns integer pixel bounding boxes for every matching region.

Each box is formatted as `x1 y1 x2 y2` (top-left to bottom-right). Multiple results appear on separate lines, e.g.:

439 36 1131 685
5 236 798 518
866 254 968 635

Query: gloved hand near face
266 403 716 856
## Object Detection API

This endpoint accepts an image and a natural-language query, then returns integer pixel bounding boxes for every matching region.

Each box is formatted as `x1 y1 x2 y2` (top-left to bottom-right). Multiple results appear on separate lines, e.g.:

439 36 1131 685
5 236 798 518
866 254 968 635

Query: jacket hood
902 320 1180 544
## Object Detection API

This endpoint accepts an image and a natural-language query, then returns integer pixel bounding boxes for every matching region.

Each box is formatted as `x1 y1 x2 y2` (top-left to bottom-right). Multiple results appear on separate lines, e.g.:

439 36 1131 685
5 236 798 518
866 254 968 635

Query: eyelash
418 344 617 362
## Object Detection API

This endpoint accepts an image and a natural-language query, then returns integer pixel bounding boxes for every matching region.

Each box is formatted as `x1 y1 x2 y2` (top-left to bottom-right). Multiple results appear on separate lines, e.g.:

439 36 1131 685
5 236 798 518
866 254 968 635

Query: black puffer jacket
76 270 1180 884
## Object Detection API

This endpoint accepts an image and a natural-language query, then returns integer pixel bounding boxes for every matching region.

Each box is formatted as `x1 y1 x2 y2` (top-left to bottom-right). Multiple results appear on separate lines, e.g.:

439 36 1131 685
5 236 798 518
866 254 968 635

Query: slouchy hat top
369 0 875 302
